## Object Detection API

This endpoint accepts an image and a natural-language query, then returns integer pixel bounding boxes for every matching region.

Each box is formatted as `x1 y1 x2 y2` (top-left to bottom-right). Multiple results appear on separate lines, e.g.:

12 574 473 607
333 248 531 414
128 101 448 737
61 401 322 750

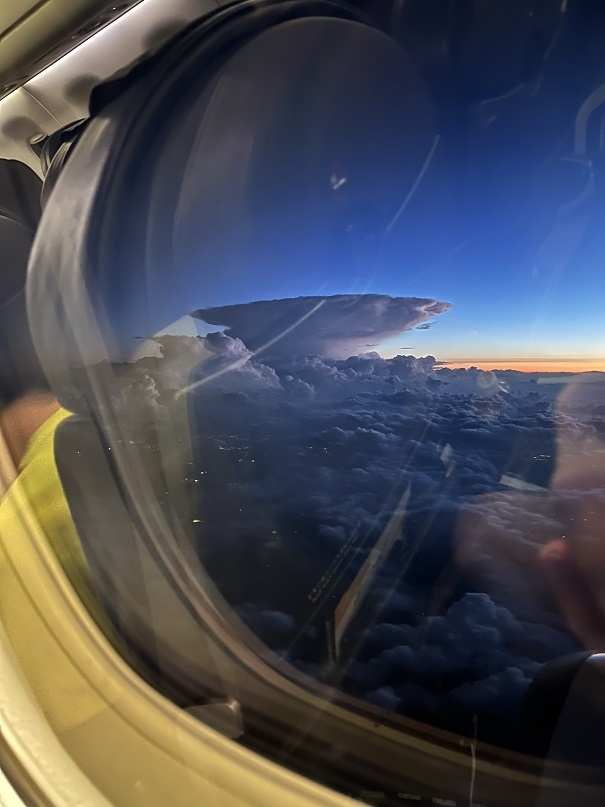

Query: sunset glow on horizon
436 358 605 374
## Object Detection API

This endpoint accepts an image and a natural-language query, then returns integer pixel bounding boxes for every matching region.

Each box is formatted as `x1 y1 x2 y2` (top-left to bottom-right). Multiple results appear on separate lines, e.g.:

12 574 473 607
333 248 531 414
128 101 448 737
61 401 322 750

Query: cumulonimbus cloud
194 294 452 359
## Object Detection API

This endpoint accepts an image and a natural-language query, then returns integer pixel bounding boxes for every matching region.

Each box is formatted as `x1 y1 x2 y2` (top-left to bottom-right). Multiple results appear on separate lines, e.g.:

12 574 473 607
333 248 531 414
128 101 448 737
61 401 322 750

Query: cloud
186 357 587 740
116 333 283 413
345 592 576 738
454 491 563 619
235 603 297 647
190 331 283 393
92 327 597 744
195 294 452 359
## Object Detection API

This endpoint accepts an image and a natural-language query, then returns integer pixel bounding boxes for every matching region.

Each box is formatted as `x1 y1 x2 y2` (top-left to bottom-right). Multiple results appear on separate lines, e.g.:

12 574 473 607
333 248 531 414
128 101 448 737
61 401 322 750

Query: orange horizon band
437 360 605 373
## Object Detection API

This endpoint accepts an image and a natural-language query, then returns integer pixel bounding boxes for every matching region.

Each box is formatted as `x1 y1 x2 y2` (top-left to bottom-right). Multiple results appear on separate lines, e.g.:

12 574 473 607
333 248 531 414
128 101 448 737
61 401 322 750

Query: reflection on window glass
26 3 605 803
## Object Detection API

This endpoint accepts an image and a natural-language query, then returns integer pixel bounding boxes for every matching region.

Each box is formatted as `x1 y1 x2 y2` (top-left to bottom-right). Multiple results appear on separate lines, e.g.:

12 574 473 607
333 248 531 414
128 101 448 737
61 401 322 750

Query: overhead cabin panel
0 0 143 97
0 0 219 168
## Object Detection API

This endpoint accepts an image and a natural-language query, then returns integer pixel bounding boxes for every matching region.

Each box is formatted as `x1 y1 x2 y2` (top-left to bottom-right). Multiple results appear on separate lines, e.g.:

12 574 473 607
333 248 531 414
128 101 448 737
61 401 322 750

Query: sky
155 269 605 374
85 61 605 377
159 243 605 374
372 227 605 372
147 198 605 375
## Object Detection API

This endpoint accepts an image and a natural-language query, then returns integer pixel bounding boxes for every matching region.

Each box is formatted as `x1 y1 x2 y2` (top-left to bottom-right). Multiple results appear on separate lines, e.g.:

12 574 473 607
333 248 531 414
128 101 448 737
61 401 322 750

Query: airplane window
20 0 605 805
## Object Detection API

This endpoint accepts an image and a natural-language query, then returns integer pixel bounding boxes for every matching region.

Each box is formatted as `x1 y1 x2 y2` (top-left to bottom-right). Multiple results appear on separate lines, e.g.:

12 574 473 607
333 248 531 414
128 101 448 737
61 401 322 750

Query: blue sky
139 160 605 373
155 236 603 373
374 227 605 370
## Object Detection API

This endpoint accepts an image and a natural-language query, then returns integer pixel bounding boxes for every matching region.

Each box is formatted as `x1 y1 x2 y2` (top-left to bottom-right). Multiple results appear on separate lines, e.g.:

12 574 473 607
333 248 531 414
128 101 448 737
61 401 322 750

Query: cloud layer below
91 295 605 748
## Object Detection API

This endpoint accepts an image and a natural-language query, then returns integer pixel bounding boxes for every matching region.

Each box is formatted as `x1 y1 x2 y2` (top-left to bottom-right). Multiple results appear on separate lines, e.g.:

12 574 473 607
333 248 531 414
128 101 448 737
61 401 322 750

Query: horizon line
435 358 605 374
438 357 601 364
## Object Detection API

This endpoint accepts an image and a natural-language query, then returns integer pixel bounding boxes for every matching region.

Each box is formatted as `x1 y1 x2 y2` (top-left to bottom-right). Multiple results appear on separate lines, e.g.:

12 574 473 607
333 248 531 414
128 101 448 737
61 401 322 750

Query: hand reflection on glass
454 373 605 652
540 375 605 652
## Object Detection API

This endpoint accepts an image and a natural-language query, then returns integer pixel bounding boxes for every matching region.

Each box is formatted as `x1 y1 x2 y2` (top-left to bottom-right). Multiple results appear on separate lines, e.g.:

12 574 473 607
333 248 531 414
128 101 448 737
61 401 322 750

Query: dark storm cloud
346 592 576 723
195 294 452 359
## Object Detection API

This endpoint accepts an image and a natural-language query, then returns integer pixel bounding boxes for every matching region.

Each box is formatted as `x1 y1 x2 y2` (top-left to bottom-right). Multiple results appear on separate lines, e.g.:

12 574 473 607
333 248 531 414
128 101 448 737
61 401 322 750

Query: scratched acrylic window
49 3 605 770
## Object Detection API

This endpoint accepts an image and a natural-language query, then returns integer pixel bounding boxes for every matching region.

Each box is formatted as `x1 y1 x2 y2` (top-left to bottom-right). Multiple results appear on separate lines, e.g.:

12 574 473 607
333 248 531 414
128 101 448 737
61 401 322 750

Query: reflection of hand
540 376 605 651
454 375 605 649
